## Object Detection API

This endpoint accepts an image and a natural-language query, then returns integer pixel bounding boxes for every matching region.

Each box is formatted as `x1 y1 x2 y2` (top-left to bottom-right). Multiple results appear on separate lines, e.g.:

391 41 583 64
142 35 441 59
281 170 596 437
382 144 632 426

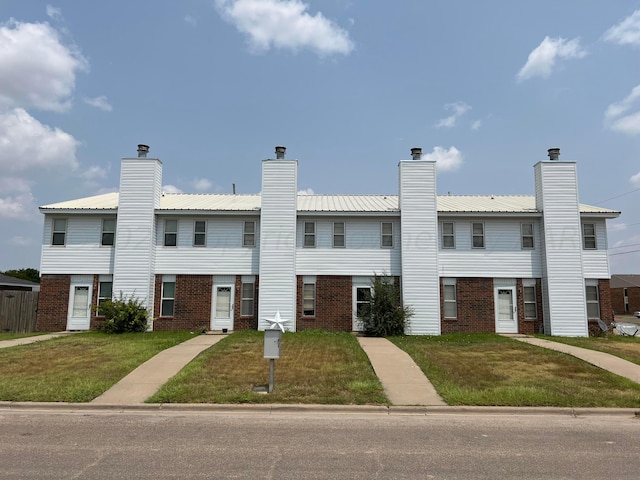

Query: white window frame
472 222 485 249
381 222 393 248
521 223 534 250
240 281 255 316
586 284 600 319
303 221 316 248
164 219 177 247
243 221 255 247
97 279 113 316
523 285 537 319
101 218 116 246
161 279 176 317
193 220 207 247
582 223 597 250
441 222 455 249
302 282 316 317
443 278 457 319
354 285 373 319
52 218 67 246
333 222 345 248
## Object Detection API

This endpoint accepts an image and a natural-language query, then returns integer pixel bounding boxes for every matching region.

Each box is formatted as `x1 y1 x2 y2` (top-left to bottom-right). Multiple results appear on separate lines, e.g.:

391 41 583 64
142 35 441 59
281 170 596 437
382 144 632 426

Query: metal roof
39 193 619 216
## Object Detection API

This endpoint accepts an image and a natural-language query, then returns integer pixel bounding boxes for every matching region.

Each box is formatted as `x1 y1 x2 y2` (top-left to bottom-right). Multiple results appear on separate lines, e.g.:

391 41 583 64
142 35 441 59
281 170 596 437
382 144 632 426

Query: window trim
96 280 113 316
161 280 176 317
193 220 207 247
582 223 597 250
441 221 455 249
52 218 67 246
443 279 457 319
523 285 537 319
354 285 373 320
240 281 255 317
101 218 116 246
302 282 316 317
303 221 316 248
471 222 485 249
164 219 178 247
586 284 600 319
381 222 393 248
333 222 345 248
243 221 256 247
521 223 534 250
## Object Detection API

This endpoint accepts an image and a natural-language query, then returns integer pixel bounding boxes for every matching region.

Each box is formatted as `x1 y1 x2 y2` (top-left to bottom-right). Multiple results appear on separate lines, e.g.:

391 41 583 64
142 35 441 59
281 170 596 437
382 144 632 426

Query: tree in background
2 268 40 283
359 274 413 337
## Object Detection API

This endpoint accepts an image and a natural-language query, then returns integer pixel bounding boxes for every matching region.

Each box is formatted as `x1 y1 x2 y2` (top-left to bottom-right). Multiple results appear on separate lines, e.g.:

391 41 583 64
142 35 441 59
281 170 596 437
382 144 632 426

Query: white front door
352 286 372 331
211 284 234 331
67 284 92 330
495 286 518 333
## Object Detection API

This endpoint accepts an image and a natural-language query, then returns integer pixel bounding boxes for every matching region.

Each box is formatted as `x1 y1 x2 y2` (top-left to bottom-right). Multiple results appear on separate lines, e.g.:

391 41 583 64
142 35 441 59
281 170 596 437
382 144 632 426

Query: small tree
359 274 412 337
96 294 149 333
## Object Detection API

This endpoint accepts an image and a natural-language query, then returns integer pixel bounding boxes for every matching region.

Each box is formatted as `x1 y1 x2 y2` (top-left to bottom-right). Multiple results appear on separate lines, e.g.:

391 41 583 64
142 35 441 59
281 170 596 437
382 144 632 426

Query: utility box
263 329 282 359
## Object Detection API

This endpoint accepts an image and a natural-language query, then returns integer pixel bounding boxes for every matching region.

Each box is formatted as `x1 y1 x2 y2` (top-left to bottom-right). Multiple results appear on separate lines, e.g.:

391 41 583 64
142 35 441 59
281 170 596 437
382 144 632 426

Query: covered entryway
211 278 234 331
67 276 93 330
494 279 518 333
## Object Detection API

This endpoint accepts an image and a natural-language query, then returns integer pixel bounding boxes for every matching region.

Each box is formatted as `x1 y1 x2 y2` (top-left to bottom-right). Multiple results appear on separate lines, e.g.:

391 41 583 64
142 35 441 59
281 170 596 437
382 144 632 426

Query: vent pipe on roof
275 146 286 159
547 147 560 161
137 144 150 158
411 147 422 160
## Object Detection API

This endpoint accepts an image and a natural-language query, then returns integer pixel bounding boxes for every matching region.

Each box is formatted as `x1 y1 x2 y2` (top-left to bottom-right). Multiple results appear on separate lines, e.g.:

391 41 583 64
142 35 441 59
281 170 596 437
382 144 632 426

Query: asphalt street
1 409 639 479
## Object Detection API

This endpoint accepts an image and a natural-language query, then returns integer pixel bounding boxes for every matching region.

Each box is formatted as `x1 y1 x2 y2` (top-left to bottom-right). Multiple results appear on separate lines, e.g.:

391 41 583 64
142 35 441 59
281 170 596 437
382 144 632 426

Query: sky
0 0 639 273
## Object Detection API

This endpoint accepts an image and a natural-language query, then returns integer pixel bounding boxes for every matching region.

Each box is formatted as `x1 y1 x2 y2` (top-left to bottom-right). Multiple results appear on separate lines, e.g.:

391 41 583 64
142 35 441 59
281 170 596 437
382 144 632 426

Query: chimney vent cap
410 147 422 160
547 147 560 161
137 144 150 158
275 145 286 159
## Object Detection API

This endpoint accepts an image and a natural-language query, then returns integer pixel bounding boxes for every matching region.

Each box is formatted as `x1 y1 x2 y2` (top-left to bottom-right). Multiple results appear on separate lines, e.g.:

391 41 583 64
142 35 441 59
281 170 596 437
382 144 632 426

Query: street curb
1 401 638 417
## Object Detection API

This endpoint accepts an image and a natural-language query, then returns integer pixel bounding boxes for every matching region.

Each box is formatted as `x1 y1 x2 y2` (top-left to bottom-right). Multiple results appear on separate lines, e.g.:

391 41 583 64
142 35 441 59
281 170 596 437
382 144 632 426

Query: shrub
359 275 413 337
96 295 149 334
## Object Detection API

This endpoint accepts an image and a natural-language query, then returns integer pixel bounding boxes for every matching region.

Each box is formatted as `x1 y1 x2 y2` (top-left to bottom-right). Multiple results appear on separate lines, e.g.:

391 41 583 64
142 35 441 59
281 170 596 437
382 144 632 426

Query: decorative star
263 310 289 332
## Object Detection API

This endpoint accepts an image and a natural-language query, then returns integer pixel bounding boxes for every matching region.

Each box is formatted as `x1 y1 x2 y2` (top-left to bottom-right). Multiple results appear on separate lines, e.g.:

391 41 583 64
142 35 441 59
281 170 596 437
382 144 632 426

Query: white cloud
184 15 197 27
10 235 33 246
631 171 640 186
604 84 640 136
422 146 463 172
298 188 315 195
46 5 63 21
471 120 482 130
0 108 79 173
516 36 586 82
84 95 112 112
193 178 212 191
435 102 471 128
0 191 35 220
162 185 184 194
0 19 88 112
215 0 354 56
604 9 640 47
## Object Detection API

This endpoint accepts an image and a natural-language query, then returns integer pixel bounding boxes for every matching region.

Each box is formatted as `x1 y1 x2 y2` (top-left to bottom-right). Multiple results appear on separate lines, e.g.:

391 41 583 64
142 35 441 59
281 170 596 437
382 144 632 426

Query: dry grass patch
539 335 640 366
148 330 387 404
390 334 640 407
0 332 47 341
0 331 195 402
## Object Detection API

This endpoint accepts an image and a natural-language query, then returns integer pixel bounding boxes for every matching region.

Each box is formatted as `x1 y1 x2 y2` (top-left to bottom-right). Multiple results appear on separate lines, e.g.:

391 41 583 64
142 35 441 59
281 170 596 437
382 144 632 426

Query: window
586 285 600 319
524 286 537 319
443 279 457 318
193 220 206 247
583 223 597 249
333 222 345 248
164 219 177 247
161 280 175 316
521 223 534 249
441 222 455 249
52 218 67 246
97 280 112 315
102 219 115 246
355 286 372 318
243 221 255 247
472 222 485 248
302 283 316 316
381 222 393 248
304 222 316 247
241 281 255 316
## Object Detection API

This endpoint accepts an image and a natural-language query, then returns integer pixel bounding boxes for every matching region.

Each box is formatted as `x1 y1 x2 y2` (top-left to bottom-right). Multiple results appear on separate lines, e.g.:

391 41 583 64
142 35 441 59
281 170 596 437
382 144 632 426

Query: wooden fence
0 290 39 333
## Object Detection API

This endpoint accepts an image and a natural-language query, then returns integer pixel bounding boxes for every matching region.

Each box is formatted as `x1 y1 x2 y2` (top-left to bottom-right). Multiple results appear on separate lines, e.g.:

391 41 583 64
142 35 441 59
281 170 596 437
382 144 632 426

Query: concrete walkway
357 337 446 406
92 334 226 405
0 332 76 349
506 335 640 384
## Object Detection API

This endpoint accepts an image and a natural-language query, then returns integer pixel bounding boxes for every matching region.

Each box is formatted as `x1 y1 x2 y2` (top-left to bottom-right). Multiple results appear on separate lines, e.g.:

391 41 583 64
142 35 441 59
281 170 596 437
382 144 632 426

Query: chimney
547 147 560 161
275 146 286 159
137 144 150 158
411 147 422 160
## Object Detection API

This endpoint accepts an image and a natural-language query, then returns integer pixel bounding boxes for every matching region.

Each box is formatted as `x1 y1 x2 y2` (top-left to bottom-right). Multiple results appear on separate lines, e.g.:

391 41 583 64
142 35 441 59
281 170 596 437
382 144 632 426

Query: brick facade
154 274 213 331
441 278 495 334
36 274 71 331
297 275 352 331
611 286 640 315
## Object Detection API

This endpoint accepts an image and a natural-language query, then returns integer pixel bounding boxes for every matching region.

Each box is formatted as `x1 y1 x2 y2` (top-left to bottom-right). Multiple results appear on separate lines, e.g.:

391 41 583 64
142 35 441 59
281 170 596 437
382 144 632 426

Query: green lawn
0 331 196 402
0 332 48 341
390 333 640 407
148 330 388 405
539 334 640 366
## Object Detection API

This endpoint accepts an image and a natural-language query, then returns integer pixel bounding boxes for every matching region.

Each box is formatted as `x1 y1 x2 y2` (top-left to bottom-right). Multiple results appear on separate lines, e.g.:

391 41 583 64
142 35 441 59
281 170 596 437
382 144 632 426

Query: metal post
268 359 275 393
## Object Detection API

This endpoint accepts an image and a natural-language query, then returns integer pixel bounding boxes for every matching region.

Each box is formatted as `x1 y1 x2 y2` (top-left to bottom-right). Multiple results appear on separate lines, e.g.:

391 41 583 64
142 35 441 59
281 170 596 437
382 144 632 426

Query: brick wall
611 286 640 315
628 287 640 314
297 275 352 331
234 276 258 331
441 277 495 334
154 274 213 331
36 274 71 331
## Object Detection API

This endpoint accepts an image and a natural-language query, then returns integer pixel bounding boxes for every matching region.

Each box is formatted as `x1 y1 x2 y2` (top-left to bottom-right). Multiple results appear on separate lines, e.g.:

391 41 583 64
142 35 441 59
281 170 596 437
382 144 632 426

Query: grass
539 334 640 366
0 331 195 402
390 333 640 407
0 332 48 341
148 330 388 405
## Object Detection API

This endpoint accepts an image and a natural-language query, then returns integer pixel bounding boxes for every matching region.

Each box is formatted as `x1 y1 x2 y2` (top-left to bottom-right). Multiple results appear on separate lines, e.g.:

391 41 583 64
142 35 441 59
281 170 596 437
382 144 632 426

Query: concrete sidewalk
357 337 446 406
92 334 226 405
0 332 75 349
506 335 640 384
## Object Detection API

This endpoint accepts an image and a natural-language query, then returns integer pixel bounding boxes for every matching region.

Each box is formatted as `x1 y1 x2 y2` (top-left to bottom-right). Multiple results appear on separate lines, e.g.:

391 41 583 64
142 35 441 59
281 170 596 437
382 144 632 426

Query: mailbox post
264 329 282 393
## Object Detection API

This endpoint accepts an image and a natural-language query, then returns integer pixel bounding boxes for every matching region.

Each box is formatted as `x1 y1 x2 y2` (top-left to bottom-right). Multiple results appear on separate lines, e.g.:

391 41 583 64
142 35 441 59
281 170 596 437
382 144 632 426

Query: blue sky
1 1 639 273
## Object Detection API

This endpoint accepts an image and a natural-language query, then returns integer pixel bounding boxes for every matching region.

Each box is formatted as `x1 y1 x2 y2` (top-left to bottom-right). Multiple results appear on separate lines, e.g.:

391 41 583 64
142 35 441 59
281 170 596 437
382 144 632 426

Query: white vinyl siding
101 218 116 246
333 222 345 248
441 222 455 249
52 218 67 246
193 220 206 247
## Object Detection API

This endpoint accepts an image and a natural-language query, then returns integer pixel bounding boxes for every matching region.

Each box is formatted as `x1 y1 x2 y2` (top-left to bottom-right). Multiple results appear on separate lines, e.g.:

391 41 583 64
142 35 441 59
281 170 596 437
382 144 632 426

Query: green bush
96 295 149 333
359 275 413 337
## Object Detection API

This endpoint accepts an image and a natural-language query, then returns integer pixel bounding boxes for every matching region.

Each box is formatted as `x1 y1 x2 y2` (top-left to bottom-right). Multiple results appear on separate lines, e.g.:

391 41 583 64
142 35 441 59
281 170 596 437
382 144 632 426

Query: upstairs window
583 223 597 249
521 223 534 249
243 221 255 247
381 222 393 248
102 219 116 246
472 222 485 248
52 218 67 246
193 220 206 247
304 222 316 247
164 219 177 247
441 222 455 249
333 222 345 248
